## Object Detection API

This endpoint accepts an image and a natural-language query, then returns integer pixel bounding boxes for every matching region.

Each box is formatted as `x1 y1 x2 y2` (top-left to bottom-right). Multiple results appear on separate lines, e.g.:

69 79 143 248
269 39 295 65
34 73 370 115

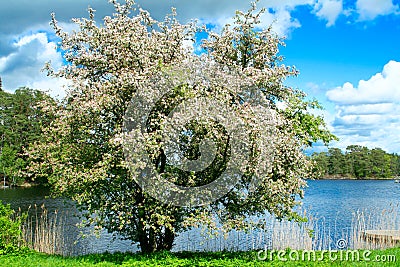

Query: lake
1 179 399 254
302 180 400 229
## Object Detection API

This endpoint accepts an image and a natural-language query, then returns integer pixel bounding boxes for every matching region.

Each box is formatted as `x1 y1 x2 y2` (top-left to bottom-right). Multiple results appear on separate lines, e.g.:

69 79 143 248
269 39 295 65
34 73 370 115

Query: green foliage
0 87 54 185
282 94 338 147
0 144 25 185
0 201 25 254
311 145 400 179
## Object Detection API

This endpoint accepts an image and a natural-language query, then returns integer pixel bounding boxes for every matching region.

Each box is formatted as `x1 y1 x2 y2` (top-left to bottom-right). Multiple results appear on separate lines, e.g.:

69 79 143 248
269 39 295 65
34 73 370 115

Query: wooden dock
362 230 400 244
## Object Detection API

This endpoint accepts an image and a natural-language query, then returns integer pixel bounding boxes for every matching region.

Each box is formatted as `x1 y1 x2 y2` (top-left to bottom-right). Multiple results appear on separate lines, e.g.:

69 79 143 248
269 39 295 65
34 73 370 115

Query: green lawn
1 248 399 267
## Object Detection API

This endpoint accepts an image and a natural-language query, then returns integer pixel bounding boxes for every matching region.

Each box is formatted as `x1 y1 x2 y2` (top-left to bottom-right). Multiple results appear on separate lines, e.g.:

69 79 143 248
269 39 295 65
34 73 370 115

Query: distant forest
0 87 54 186
311 146 400 179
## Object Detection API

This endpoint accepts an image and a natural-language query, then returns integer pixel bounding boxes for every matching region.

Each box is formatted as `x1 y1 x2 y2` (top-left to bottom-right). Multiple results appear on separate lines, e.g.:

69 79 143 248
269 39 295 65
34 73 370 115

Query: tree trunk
138 232 156 253
137 149 176 253
156 226 175 251
137 223 175 253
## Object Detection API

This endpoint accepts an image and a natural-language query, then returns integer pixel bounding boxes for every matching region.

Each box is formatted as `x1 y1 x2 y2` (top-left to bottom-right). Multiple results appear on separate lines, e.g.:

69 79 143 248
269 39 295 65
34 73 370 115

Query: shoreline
0 182 40 189
307 177 398 181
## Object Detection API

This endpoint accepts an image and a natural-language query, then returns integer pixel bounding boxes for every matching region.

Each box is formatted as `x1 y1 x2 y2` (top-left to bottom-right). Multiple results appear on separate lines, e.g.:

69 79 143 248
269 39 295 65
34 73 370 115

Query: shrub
0 201 25 254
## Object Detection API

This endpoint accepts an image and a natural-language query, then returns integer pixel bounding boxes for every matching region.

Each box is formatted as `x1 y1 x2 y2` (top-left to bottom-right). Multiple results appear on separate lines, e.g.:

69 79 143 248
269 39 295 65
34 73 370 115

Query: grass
0 248 399 266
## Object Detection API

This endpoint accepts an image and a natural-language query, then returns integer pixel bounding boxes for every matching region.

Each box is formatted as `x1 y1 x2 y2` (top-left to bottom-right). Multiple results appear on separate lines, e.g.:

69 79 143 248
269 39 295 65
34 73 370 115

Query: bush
0 201 25 254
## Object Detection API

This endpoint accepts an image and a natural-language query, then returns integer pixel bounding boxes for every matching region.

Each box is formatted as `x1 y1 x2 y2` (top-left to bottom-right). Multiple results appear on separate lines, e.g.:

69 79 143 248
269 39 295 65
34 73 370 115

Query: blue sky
1 0 400 153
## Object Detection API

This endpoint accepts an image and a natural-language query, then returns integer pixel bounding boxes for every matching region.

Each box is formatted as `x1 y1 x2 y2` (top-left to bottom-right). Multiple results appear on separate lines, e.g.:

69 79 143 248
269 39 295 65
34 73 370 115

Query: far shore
312 176 399 180
0 182 40 189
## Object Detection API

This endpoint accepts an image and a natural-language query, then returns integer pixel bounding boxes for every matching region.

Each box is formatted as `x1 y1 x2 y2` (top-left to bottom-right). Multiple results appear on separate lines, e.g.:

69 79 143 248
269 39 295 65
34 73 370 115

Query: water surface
1 180 399 253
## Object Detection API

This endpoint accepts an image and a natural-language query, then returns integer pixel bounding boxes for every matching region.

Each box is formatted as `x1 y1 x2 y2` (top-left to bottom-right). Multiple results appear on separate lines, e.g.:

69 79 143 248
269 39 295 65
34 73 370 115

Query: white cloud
326 61 400 105
356 0 399 20
186 1 309 37
314 0 343 26
326 61 400 153
338 103 395 115
0 0 317 39
0 31 68 99
260 8 302 37
0 0 113 34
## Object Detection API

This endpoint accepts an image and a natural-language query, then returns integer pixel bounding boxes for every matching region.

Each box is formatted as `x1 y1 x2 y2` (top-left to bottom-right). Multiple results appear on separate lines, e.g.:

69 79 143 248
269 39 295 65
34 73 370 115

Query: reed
351 203 400 250
17 203 400 255
21 204 73 256
173 205 399 252
173 211 317 252
270 218 313 250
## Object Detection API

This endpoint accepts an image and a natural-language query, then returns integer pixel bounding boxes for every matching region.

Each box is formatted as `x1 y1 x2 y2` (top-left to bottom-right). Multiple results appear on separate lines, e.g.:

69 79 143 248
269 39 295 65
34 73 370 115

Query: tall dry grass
351 203 400 250
21 204 74 256
270 217 313 250
16 203 400 254
174 206 399 252
173 211 317 252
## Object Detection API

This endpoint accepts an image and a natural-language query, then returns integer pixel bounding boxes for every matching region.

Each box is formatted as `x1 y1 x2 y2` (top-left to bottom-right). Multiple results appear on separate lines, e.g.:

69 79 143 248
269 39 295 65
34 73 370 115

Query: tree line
311 146 400 179
0 87 54 186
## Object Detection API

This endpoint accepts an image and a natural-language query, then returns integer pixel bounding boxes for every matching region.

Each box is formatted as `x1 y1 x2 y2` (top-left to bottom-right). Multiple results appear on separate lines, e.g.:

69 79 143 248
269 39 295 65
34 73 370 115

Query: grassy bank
1 248 399 267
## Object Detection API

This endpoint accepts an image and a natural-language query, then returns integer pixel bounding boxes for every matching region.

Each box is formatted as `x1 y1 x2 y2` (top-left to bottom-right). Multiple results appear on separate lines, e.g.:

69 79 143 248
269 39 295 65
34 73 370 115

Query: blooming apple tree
28 0 335 252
